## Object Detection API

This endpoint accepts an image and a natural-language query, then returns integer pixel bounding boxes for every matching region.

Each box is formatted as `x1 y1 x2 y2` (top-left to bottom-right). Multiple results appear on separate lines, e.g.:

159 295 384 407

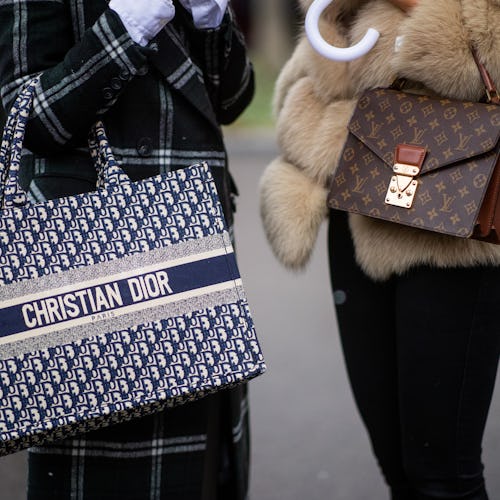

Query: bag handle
88 122 133 190
390 48 499 106
0 77 131 210
0 79 35 208
471 47 500 105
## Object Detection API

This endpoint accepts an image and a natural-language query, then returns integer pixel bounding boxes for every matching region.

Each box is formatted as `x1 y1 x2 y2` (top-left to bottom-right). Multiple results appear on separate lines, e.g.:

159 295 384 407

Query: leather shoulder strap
471 47 500 105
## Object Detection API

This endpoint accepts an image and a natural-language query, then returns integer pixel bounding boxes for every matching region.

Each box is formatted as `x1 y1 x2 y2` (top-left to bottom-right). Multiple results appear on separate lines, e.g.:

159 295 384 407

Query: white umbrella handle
305 0 380 62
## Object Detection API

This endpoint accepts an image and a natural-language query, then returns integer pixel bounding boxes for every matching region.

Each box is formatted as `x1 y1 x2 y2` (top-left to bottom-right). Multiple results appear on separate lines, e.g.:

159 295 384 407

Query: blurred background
232 0 303 127
1 2 499 499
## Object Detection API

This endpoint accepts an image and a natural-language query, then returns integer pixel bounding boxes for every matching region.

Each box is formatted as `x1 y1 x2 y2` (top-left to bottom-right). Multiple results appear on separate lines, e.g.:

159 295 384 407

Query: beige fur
259 0 500 280
259 158 328 269
276 81 356 184
349 215 500 281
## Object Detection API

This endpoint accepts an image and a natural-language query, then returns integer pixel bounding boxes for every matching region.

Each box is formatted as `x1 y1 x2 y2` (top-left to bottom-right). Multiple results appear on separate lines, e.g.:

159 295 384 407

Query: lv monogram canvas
0 80 266 456
328 88 500 240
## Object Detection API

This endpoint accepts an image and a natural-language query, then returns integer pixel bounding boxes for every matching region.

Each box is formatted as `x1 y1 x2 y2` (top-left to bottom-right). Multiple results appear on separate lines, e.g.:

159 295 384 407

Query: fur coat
259 0 500 280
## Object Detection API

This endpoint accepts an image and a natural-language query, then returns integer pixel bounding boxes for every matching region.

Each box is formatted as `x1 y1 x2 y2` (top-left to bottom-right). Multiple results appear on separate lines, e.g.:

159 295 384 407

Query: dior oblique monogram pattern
0 161 264 455
329 89 500 237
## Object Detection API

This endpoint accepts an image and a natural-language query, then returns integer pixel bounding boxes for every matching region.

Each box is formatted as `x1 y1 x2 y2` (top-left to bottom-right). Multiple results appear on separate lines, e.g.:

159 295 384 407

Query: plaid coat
0 1 254 499
0 0 254 224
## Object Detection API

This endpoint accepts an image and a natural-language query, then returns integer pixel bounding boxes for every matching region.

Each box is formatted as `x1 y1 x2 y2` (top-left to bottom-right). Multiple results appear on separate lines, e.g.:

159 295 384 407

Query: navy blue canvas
0 79 266 457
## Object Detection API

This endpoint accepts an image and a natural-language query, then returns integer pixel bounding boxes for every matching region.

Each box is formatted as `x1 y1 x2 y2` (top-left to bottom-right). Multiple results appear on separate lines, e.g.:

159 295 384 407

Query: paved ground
0 129 498 499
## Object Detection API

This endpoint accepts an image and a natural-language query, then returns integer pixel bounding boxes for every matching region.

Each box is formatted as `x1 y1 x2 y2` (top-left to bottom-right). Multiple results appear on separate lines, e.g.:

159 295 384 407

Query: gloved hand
109 0 175 46
178 0 228 29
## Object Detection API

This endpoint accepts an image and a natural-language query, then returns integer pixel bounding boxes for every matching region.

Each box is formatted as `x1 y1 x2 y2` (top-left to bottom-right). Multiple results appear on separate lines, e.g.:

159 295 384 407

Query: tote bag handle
0 77 131 210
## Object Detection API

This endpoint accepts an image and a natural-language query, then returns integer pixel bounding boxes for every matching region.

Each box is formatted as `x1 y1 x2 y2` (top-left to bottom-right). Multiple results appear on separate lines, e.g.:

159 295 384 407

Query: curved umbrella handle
305 0 380 62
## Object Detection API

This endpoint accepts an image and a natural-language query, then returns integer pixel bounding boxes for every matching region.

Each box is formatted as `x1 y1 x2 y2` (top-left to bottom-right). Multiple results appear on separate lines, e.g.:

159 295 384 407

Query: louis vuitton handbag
0 78 266 456
328 50 500 242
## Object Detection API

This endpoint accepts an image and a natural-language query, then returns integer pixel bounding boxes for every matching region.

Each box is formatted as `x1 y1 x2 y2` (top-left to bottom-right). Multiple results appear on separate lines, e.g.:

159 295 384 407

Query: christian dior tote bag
0 78 266 456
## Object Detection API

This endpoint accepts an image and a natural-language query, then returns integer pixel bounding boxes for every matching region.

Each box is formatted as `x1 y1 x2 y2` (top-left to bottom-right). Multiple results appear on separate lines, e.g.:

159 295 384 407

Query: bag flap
348 88 500 174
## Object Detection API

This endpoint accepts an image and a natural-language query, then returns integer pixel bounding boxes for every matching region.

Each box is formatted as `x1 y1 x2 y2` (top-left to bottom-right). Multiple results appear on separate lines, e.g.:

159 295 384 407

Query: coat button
137 137 153 157
119 69 130 80
110 77 122 90
103 87 114 100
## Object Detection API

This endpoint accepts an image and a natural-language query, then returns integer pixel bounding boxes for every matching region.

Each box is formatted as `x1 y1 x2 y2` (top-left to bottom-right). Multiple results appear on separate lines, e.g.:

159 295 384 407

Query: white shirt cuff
185 0 227 29
109 0 175 46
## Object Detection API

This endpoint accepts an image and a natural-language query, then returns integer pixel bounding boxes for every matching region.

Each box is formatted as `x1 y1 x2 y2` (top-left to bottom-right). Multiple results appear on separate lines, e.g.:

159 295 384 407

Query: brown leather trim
474 154 500 240
471 47 500 105
395 144 426 170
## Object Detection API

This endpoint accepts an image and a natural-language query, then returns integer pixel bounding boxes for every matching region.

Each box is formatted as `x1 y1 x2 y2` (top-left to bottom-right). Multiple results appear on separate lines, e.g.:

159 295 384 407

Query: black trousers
328 211 500 500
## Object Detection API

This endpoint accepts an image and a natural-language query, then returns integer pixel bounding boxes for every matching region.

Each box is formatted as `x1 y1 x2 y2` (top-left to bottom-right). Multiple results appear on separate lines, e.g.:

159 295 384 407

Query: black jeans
328 211 500 500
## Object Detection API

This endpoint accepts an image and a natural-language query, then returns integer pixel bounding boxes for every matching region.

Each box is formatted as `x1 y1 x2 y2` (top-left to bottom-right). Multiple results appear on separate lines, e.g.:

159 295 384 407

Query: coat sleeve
183 6 255 125
276 75 356 186
272 38 310 118
0 3 150 152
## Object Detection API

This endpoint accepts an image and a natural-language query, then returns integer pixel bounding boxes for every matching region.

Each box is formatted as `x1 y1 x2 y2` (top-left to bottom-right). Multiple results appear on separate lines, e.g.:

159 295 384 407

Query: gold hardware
486 88 499 103
385 163 419 208
392 163 420 176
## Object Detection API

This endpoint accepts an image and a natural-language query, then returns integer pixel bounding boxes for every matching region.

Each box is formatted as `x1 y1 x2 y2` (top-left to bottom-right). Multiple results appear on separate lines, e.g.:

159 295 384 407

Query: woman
260 0 499 498
0 1 254 499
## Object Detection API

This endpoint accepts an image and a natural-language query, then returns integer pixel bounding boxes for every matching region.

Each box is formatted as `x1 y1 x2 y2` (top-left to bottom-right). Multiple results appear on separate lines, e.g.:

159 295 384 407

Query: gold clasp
385 166 419 208
385 145 426 209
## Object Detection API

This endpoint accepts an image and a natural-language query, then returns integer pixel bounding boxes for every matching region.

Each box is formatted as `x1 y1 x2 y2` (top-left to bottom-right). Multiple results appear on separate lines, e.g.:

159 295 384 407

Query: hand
178 0 229 29
387 0 419 11
110 0 175 46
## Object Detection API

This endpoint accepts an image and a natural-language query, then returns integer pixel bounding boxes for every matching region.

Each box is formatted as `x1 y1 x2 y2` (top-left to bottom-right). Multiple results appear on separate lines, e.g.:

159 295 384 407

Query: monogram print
0 169 226 283
0 79 266 455
0 300 262 455
328 89 500 238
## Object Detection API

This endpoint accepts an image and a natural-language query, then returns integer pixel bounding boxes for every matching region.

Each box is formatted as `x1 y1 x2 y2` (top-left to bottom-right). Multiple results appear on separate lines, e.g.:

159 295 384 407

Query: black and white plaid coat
0 0 254 225
0 2 254 499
